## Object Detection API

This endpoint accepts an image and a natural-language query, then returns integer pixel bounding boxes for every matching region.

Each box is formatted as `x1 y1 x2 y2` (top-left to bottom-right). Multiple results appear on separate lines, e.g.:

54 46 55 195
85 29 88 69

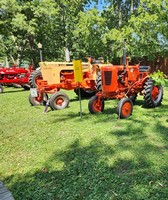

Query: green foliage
149 70 168 86
0 0 168 65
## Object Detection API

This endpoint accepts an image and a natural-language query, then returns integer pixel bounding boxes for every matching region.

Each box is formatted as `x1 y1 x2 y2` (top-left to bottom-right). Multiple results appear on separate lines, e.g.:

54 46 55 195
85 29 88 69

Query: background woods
0 0 168 74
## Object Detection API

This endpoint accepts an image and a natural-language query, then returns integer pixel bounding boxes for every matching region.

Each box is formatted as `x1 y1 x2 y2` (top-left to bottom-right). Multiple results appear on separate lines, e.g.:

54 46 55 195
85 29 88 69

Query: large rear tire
88 95 104 114
29 93 48 106
74 88 95 98
144 79 163 108
95 72 102 91
29 70 42 88
49 91 69 110
116 98 133 119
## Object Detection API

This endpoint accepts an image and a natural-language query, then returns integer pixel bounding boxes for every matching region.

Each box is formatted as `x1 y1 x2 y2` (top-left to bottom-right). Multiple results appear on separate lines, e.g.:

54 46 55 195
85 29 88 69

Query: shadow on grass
1 88 26 94
5 137 168 200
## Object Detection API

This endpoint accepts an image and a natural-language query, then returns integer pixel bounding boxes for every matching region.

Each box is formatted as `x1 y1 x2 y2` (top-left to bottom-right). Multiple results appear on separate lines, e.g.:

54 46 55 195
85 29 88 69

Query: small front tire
116 98 133 119
49 91 69 110
29 93 48 106
88 95 104 114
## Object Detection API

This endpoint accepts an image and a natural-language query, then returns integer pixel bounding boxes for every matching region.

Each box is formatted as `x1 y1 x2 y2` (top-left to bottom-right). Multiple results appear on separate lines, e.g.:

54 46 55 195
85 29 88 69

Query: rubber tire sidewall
95 72 102 92
29 93 48 106
144 79 163 108
74 88 95 98
29 70 42 88
88 95 104 114
49 91 69 110
116 98 133 119
128 94 137 103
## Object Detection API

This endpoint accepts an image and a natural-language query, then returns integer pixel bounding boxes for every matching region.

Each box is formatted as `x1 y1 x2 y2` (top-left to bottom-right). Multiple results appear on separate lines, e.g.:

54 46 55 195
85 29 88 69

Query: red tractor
0 65 33 93
88 49 163 119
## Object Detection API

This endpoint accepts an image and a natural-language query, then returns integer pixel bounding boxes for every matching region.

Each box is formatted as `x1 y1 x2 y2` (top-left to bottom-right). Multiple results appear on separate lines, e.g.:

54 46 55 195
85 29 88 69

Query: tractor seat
139 65 150 72
92 60 103 64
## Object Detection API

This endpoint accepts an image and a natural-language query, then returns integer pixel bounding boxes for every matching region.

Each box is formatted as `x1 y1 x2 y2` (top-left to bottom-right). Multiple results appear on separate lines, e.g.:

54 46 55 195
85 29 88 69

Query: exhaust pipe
123 39 127 70
65 47 70 62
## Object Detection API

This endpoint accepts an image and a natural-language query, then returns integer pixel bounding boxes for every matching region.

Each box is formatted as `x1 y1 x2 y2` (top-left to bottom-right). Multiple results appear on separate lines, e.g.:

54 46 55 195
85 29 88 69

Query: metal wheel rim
152 86 159 101
93 100 103 112
121 102 132 117
54 96 67 108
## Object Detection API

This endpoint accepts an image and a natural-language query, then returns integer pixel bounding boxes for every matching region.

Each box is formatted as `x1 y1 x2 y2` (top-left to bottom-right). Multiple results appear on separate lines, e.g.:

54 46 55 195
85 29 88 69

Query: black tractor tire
144 79 163 108
128 94 137 103
0 85 3 93
49 91 69 110
74 88 95 98
29 70 42 88
29 93 48 106
88 95 104 114
22 84 30 90
95 72 102 91
116 98 133 119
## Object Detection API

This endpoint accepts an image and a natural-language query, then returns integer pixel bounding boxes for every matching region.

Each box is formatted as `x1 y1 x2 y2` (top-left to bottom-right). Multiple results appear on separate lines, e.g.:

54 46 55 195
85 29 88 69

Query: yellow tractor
29 58 112 110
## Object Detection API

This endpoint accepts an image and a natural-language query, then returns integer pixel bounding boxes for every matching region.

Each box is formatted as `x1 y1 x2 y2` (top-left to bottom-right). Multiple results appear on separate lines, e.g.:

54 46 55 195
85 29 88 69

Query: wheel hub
93 100 102 112
56 97 64 106
152 86 159 100
122 102 132 117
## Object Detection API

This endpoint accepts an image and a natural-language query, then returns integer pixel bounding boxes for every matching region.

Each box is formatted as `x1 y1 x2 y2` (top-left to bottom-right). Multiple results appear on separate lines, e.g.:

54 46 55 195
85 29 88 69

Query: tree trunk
130 0 134 14
118 0 122 27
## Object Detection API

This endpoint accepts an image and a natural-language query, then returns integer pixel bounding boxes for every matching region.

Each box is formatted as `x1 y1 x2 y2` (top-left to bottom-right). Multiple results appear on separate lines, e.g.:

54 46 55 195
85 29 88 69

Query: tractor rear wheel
88 95 104 114
0 85 3 93
29 70 42 88
144 79 163 108
116 98 133 119
95 72 102 91
74 88 95 98
49 91 69 110
29 93 48 106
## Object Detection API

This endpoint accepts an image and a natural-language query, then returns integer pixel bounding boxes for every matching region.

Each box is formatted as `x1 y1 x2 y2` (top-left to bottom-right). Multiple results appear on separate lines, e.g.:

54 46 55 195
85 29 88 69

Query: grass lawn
0 86 168 200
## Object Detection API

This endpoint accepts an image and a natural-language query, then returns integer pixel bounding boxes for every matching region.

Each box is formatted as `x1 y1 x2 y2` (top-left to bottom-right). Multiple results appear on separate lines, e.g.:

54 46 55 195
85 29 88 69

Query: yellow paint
73 60 83 82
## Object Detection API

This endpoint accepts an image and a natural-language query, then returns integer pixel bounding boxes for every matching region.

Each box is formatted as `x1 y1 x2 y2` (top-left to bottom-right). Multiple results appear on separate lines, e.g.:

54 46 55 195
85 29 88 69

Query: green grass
0 86 168 200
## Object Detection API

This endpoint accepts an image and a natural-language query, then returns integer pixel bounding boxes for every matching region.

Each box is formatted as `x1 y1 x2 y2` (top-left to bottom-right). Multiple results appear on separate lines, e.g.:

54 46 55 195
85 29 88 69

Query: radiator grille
104 71 112 85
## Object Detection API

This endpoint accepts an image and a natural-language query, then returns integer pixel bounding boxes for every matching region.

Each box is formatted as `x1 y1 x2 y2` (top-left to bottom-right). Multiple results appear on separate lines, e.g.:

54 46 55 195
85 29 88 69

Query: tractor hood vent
104 71 112 85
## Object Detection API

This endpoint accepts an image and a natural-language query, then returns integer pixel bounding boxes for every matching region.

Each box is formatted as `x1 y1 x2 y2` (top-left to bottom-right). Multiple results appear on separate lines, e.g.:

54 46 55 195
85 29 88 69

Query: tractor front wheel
116 98 133 119
29 93 48 106
144 79 163 108
0 85 3 93
49 91 69 110
88 95 104 114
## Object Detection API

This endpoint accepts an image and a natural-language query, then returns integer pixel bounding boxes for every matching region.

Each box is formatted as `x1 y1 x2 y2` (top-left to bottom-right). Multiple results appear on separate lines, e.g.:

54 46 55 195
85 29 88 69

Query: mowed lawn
0 86 168 200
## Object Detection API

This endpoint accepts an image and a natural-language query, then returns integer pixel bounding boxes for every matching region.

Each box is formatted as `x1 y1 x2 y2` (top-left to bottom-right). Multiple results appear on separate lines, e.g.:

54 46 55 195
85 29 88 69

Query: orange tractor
88 52 163 118
29 59 111 110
